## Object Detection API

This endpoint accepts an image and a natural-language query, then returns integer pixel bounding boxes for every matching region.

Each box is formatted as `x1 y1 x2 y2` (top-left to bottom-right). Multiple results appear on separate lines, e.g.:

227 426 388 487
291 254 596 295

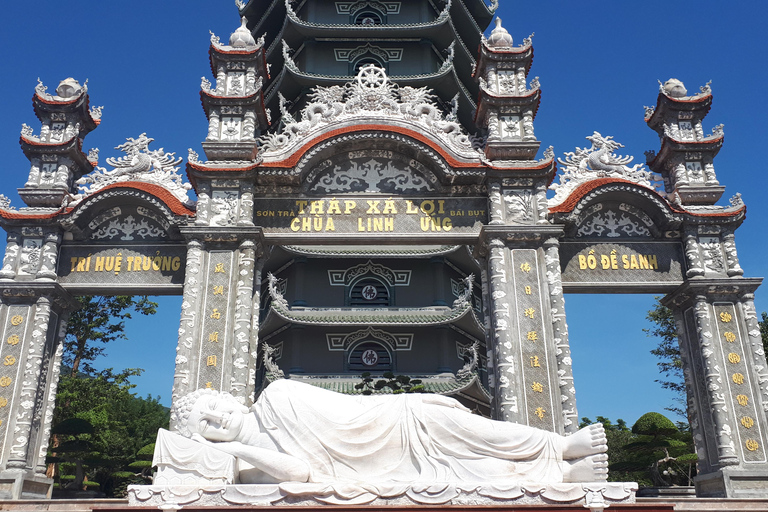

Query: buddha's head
171 389 249 442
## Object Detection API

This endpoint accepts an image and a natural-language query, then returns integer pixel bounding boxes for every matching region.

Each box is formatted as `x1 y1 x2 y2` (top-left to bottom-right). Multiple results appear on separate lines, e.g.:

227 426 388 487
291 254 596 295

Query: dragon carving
549 131 659 207
72 133 192 206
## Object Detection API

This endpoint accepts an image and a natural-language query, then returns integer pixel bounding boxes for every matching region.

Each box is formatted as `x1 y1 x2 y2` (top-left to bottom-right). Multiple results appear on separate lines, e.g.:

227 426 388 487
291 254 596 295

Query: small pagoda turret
18 78 101 208
188 18 271 229
645 78 725 206
474 18 541 161
200 17 270 161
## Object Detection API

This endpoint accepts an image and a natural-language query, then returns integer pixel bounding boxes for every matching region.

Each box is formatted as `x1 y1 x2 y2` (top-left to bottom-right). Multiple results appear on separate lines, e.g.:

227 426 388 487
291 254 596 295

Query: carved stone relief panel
220 117 243 141
699 236 726 275
326 327 413 351
499 115 522 140
503 190 535 224
576 203 655 238
86 205 170 241
17 239 42 277
496 70 516 95
307 150 439 194
210 189 239 226
226 72 244 96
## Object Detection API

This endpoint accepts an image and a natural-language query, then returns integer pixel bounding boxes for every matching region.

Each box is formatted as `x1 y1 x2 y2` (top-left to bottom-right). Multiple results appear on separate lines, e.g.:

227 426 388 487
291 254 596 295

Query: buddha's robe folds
253 379 563 483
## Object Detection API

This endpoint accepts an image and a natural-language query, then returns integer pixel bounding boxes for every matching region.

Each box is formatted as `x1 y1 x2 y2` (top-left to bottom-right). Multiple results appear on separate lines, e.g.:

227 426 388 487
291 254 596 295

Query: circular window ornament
361 284 378 301
361 349 379 367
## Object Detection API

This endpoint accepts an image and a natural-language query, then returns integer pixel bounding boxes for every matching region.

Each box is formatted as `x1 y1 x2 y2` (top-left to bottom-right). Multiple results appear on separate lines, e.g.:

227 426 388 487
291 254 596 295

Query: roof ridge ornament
452 274 474 309
548 131 661 207
71 133 193 208
260 65 481 158
456 341 479 381
0 195 15 211
262 342 285 381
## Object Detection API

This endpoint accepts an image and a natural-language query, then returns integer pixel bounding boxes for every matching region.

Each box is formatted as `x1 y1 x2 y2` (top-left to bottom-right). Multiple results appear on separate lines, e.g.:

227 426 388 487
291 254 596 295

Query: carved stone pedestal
0 470 52 499
695 468 768 498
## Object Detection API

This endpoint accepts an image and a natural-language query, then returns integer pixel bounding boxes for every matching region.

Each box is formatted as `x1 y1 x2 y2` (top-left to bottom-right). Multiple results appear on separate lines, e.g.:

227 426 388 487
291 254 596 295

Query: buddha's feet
562 453 609 483
562 423 607 460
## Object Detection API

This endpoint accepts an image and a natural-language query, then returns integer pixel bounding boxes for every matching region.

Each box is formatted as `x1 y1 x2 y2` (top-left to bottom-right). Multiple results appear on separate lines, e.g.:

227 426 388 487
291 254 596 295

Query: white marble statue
170 379 608 485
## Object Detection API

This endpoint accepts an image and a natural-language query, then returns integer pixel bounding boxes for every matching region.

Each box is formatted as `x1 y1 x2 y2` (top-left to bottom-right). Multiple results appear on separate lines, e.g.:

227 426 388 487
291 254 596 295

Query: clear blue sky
1 1 767 426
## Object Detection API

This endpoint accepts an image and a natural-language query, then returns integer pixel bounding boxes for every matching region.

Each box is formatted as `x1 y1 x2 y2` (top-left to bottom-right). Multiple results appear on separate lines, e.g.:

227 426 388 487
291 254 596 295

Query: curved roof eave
258 123 485 171
267 301 474 327
548 177 746 222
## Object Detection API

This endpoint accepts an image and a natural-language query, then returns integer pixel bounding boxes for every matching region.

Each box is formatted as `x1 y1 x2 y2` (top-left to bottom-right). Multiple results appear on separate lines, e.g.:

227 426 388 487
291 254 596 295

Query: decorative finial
662 78 687 98
230 16 256 47
56 78 82 99
487 17 513 48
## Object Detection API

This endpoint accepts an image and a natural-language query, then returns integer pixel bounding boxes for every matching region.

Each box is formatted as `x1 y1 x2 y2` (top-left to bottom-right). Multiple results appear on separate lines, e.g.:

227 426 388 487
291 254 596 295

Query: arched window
348 341 392 372
353 10 383 25
349 277 390 306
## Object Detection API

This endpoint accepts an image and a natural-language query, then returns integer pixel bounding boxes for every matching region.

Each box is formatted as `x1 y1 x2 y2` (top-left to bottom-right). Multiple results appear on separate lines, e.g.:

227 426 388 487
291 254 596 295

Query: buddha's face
186 394 249 442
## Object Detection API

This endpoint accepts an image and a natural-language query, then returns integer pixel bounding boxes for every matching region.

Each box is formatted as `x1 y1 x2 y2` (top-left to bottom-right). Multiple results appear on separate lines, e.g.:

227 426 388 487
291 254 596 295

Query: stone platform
127 482 638 510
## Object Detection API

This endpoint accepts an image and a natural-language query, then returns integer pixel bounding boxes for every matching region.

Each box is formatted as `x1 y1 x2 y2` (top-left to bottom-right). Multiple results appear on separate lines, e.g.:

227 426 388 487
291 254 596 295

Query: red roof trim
19 134 76 147
1 182 194 221
265 125 486 169
90 182 195 216
480 41 533 55
200 90 260 101
210 45 259 56
548 178 745 218
33 93 80 106
187 161 261 172
665 93 712 104
487 158 553 172
0 206 72 220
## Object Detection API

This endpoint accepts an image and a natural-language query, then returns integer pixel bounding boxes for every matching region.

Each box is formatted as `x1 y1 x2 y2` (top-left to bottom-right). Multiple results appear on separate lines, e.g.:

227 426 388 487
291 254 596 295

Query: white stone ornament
72 133 193 207
259 65 482 159
549 131 660 207
134 381 623 507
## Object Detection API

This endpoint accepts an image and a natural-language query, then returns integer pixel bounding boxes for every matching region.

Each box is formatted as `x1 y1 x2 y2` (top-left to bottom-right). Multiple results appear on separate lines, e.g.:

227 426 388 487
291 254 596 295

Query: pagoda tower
238 0 495 133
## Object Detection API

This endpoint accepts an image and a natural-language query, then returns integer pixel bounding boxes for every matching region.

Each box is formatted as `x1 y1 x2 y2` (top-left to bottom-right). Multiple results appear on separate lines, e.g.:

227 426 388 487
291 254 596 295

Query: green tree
643 300 686 417
49 295 167 497
51 370 168 496
611 412 697 487
64 296 157 377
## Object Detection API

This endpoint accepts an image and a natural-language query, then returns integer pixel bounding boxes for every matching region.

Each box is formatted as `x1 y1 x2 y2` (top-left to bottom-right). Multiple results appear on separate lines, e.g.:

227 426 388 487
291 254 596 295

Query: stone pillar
0 283 76 499
478 226 574 434
664 278 768 497
543 236 579 433
171 229 264 418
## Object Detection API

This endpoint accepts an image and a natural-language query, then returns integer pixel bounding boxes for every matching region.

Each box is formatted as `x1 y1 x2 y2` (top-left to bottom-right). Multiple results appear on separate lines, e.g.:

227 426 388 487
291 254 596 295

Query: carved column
0 283 76 499
664 278 768 497
171 229 264 419
172 239 205 413
543 237 579 433
478 226 572 434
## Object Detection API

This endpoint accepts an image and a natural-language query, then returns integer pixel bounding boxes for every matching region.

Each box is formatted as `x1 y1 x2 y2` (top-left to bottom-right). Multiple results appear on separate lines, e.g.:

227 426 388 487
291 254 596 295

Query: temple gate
0 2 765 500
